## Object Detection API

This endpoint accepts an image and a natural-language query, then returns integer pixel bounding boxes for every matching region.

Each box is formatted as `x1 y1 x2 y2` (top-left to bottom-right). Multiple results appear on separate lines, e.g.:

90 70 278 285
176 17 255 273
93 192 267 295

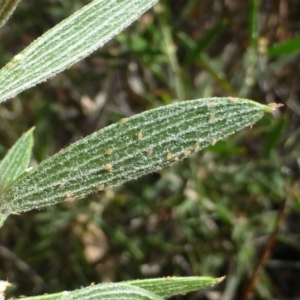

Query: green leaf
267 38 300 56
16 283 162 300
178 33 235 94
129 276 224 298
0 98 277 215
13 277 224 299
183 19 228 67
0 0 159 104
263 117 287 158
0 0 21 28
249 0 259 47
0 127 34 226
0 127 34 189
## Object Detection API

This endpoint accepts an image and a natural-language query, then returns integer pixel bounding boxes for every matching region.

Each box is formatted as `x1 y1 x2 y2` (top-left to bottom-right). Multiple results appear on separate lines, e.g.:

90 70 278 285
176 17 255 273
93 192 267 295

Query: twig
241 198 288 300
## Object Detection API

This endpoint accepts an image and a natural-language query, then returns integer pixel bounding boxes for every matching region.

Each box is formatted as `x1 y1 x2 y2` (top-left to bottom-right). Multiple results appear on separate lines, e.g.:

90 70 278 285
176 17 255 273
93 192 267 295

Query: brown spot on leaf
104 164 113 172
207 103 215 108
97 184 105 190
119 118 127 124
194 143 200 152
184 150 191 156
138 132 143 140
147 149 153 156
106 148 113 155
65 191 75 202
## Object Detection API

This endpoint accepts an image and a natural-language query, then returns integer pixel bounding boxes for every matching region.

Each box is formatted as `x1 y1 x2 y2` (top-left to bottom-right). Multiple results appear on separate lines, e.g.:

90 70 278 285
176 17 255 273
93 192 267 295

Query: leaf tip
215 276 226 283
266 103 284 112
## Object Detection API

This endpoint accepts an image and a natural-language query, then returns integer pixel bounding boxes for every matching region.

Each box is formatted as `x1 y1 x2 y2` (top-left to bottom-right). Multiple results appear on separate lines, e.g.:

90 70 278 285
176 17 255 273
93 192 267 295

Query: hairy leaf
0 98 277 215
0 127 34 226
0 0 158 104
17 284 162 300
0 0 21 28
129 276 224 298
0 127 34 189
17 276 223 300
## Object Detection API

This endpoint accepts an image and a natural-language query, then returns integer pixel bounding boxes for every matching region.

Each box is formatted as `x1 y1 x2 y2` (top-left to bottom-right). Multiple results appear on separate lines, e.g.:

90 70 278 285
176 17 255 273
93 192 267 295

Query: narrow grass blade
249 0 260 47
156 4 185 100
0 98 278 215
239 0 260 97
263 117 287 158
183 19 228 67
178 33 235 94
0 0 21 28
267 38 300 56
16 284 162 300
0 0 158 104
129 276 224 298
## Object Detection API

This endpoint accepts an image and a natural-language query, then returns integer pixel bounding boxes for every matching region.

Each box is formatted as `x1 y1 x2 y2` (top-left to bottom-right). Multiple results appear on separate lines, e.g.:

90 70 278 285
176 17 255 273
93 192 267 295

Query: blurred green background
0 0 300 299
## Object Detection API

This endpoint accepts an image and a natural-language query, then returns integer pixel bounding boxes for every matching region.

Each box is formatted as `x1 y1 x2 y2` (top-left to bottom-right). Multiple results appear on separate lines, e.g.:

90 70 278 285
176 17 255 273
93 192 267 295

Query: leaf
178 33 234 94
0 127 34 226
17 283 162 300
0 98 277 215
0 0 159 104
0 0 21 28
249 0 259 47
129 276 224 298
0 127 34 189
183 19 228 67
13 277 224 299
267 38 300 56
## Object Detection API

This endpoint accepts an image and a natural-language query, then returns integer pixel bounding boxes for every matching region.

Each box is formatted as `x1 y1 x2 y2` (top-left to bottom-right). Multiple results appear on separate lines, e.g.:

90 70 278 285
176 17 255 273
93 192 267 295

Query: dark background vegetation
0 0 300 299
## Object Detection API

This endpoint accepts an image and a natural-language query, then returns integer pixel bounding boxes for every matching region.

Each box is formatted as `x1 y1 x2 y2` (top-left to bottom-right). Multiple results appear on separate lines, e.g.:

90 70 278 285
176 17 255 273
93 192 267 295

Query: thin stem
241 197 288 300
